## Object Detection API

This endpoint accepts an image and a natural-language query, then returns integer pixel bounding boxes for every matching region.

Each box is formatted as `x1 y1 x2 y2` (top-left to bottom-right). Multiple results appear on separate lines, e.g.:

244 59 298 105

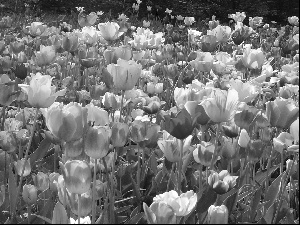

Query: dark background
2 0 300 24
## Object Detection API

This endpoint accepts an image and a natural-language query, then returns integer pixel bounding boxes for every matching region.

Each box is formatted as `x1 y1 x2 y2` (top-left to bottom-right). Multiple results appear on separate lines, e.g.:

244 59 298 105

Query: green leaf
52 201 68 224
250 186 262 222
196 186 217 214
263 172 285 211
125 212 145 224
254 164 280 185
29 137 52 167
143 202 156 224
8 164 17 216
115 205 133 214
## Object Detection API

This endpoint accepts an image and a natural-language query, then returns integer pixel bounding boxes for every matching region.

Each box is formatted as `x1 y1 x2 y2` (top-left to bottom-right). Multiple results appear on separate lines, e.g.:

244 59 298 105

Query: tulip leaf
254 164 280 185
250 186 262 222
143 202 156 224
196 186 217 214
29 137 52 167
125 212 144 224
52 201 68 224
8 165 17 216
263 172 285 211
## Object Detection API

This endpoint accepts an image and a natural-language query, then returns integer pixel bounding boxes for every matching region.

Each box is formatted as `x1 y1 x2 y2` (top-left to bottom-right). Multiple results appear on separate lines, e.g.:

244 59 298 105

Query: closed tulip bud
110 122 129 147
154 83 164 94
22 184 38 205
19 73 66 108
212 61 226 75
132 50 145 61
102 92 119 109
14 63 28 80
84 126 111 159
107 59 142 91
49 172 60 192
32 172 49 191
103 48 114 64
10 41 25 54
17 51 28 63
62 160 92 194
56 175 68 206
238 129 250 148
14 158 31 177
94 180 107 199
221 137 238 159
35 45 56 67
62 34 79 52
146 82 155 94
207 205 229 224
143 201 176 224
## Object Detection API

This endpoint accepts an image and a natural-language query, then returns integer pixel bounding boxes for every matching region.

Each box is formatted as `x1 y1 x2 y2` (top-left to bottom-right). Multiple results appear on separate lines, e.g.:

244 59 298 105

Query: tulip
22 184 38 205
221 137 238 159
84 126 111 159
32 172 49 191
64 139 83 158
200 35 218 52
49 172 60 192
208 25 231 43
69 216 91 224
174 87 193 108
86 103 109 126
266 98 299 129
14 63 28 80
19 73 66 108
35 45 56 67
14 159 31 177
229 12 246 23
249 16 263 29
28 22 47 37
107 59 142 91
290 119 299 142
98 22 124 42
113 45 132 61
147 82 155 94
234 105 259 131
286 159 298 176
189 51 214 72
68 191 93 217
242 45 265 69
230 79 259 103
62 160 92 194
207 205 229 224
81 26 100 45
78 11 98 27
201 89 239 123
102 92 119 109
110 122 129 147
62 33 79 52
10 41 25 54
143 201 176 224
247 140 264 162
154 83 164 94
130 120 148 143
238 129 250 148
42 102 88 142
273 132 294 153
193 141 216 167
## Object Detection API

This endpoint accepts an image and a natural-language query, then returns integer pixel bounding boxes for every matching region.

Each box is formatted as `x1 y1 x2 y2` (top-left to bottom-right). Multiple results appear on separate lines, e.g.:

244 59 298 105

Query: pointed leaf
125 212 144 224
264 172 285 210
52 202 68 224
143 202 156 224
8 165 17 216
29 137 52 167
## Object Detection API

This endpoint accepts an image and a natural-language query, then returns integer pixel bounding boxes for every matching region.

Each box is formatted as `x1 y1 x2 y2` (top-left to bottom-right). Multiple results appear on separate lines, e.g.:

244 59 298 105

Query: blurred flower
249 16 263 29
266 98 299 129
143 20 151 28
273 132 294 153
86 103 109 126
42 102 88 142
62 33 79 52
110 122 129 147
207 25 231 43
81 26 100 45
190 51 214 72
208 170 238 194
288 16 299 26
201 89 239 123
199 35 218 52
207 205 229 224
78 11 98 27
35 45 56 67
69 216 91 224
98 22 124 42
62 160 92 194
228 12 246 23
28 22 47 37
147 6 152 11
107 59 142 91
0 74 16 106
22 184 38 205
184 17 195 26
49 172 60 192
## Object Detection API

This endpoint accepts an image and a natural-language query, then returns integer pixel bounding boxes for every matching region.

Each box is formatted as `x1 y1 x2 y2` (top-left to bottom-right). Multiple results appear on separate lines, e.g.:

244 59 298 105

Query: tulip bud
110 122 129 147
49 172 60 192
62 160 92 194
22 184 38 205
14 158 31 177
32 172 49 191
130 120 148 143
286 159 297 175
146 82 155 94
238 129 250 148
102 92 119 109
84 126 111 159
14 63 28 80
193 142 216 167
207 205 229 224
155 83 164 94
35 45 56 67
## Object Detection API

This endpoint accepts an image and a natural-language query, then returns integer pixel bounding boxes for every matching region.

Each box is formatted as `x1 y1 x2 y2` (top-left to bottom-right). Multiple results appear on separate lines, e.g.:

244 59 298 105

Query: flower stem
199 164 203 192
210 123 221 169
1 105 5 131
137 143 141 193
91 159 97 224
14 107 39 217
120 90 125 122
177 139 183 194
78 194 81 224
27 204 31 224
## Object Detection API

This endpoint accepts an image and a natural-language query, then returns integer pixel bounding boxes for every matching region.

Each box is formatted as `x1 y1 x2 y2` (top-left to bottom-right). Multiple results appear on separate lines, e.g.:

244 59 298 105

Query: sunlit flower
35 45 56 67
98 22 124 42
242 45 265 69
207 205 229 224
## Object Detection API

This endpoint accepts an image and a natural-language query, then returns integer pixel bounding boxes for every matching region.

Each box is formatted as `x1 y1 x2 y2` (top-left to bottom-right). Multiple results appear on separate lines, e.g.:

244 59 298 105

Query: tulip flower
234 105 259 131
229 12 246 23
107 59 142 91
98 22 124 42
208 25 231 43
28 22 47 37
62 160 92 194
68 191 93 217
242 45 266 69
22 184 38 205
35 45 56 67
290 119 299 143
230 79 259 103
102 92 119 109
81 26 100 45
49 172 60 192
14 159 31 177
249 16 263 29
238 129 251 148
84 126 111 159
208 170 238 194
64 139 83 158
78 11 98 27
193 141 217 167
110 122 129 147
190 51 214 72
32 172 49 191
62 33 79 52
266 98 299 129
200 35 218 52
86 103 109 126
273 132 294 153
288 16 299 26
69 216 91 224
143 201 176 224
201 89 239 123
221 137 238 159
207 205 229 224
247 140 264 162
19 73 66 108
42 102 88 142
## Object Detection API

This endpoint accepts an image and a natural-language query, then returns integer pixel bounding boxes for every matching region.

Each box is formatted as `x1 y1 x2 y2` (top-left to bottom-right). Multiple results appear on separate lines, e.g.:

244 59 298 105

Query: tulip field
0 1 299 224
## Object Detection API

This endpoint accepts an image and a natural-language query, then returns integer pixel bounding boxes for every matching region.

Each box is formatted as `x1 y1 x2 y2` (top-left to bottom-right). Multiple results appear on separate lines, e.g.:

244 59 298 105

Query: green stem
167 163 175 191
136 143 141 193
91 159 97 224
210 123 220 169
1 105 6 131
27 204 31 224
199 164 203 193
78 194 81 224
109 149 116 224
14 108 39 217
177 139 183 194
265 146 274 192
119 90 125 123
